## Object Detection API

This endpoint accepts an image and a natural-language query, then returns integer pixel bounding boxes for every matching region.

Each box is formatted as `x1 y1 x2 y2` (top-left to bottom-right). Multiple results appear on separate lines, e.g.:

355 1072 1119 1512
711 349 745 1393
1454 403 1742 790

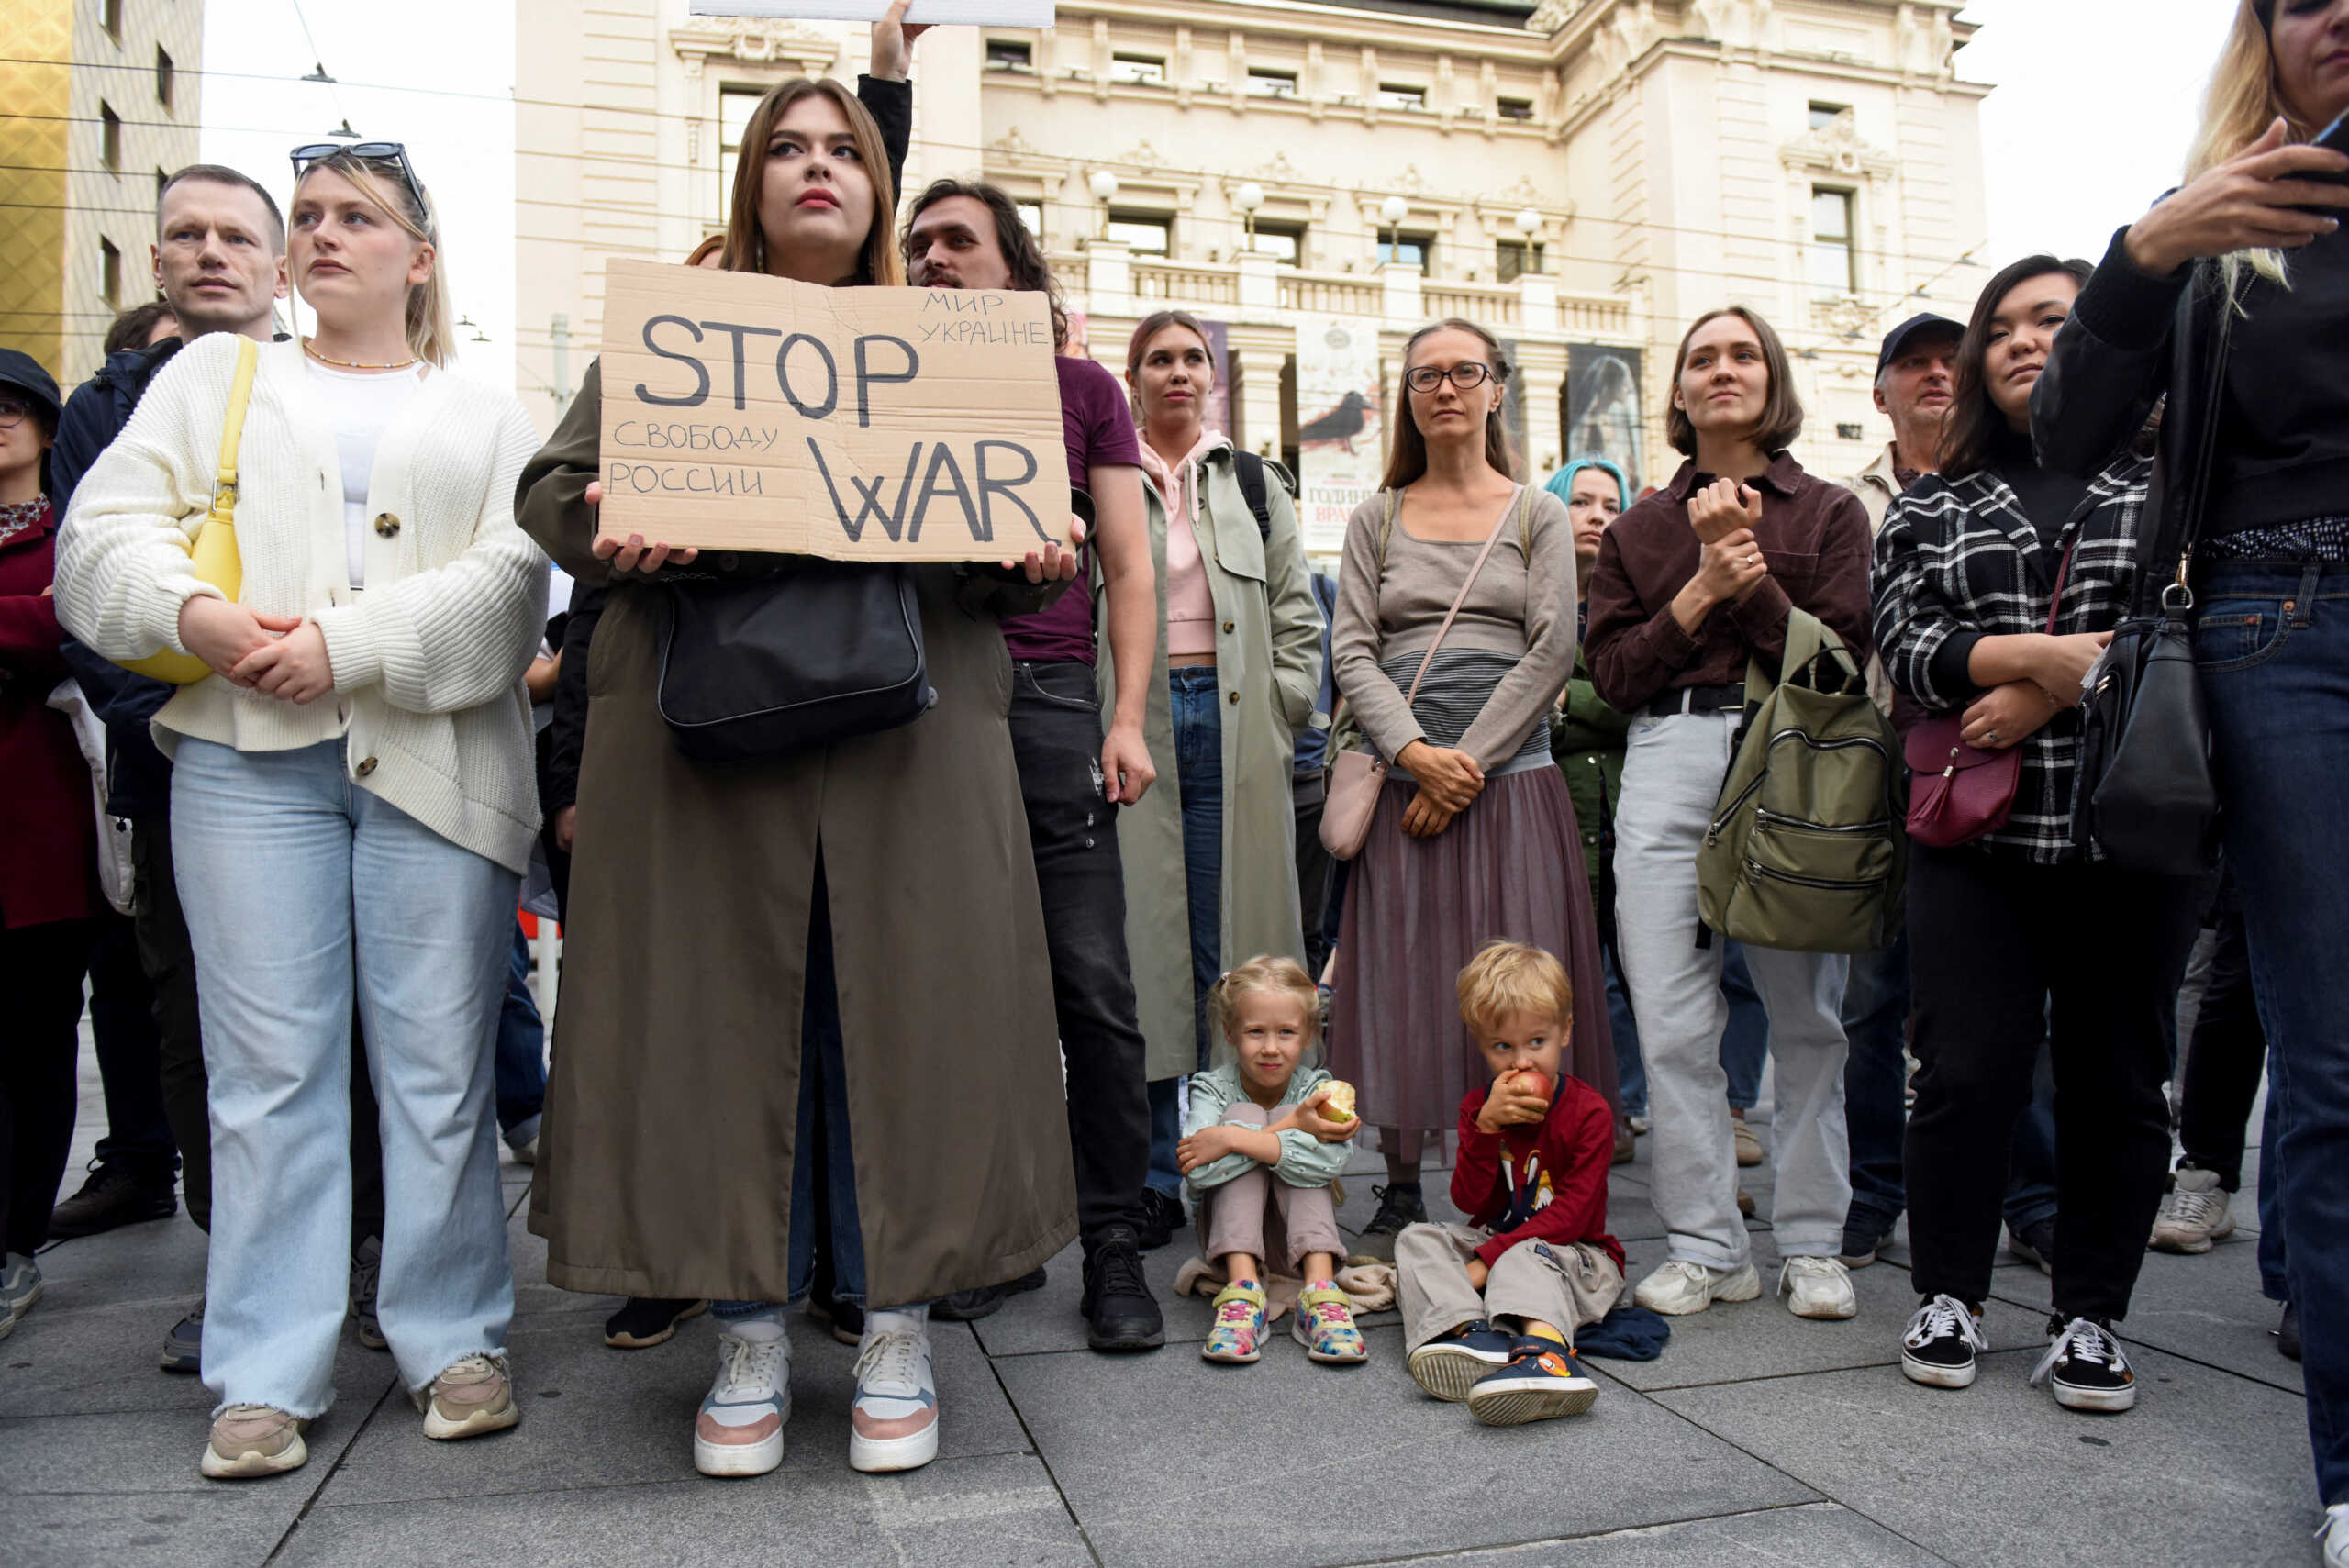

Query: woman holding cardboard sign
516 72 1080 1484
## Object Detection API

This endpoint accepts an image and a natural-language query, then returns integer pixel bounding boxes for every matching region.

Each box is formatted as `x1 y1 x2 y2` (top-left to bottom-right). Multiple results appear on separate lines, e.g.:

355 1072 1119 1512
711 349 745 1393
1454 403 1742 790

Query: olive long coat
517 361 1076 1307
1099 439 1325 1081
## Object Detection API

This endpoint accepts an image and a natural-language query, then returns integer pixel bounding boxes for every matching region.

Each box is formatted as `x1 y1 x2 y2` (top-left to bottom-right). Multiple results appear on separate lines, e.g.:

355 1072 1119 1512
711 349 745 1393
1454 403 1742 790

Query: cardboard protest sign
597 259 1068 562
690 0 1056 31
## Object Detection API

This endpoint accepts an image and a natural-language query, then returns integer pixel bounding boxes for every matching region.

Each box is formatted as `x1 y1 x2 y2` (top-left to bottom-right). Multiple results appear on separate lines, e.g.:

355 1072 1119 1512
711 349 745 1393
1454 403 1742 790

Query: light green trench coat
1098 439 1326 1081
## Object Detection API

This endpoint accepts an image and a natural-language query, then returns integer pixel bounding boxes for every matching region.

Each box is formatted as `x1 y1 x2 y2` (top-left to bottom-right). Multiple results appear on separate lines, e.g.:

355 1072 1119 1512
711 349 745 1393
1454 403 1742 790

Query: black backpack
1231 450 1298 542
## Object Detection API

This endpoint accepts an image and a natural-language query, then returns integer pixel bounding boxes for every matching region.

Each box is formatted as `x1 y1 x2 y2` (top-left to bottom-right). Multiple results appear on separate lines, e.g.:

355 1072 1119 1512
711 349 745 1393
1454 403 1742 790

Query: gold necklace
303 337 417 372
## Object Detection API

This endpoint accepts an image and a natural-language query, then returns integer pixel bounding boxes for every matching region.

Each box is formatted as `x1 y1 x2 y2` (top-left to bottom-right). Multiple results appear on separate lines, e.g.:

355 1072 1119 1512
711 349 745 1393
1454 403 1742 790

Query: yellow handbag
117 335 258 684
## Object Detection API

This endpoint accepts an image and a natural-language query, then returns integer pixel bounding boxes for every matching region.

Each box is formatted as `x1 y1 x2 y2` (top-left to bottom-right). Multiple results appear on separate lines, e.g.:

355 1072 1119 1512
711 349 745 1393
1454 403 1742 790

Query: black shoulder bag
2071 277 2229 875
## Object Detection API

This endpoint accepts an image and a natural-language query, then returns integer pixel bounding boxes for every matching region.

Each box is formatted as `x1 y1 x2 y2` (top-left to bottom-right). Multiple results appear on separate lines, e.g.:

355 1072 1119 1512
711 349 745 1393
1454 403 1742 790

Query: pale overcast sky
194 0 2240 396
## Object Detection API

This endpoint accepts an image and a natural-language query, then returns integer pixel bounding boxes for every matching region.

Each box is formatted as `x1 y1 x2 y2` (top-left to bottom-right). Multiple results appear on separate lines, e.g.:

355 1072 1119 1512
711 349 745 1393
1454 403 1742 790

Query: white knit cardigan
53 334 550 873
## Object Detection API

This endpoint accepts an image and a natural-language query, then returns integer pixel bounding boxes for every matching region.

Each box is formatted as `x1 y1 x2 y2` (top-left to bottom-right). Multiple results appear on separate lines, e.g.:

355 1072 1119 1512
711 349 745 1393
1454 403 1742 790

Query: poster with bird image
1292 316 1384 556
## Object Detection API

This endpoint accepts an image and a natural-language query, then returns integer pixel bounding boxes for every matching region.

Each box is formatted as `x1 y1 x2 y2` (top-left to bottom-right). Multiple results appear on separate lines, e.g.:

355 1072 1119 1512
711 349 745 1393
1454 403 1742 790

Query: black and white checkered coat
1871 455 2153 863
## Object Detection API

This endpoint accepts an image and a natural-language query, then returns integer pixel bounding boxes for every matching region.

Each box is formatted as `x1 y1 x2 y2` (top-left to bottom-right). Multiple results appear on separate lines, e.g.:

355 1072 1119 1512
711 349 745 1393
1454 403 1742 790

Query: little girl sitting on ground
1178 956 1366 1365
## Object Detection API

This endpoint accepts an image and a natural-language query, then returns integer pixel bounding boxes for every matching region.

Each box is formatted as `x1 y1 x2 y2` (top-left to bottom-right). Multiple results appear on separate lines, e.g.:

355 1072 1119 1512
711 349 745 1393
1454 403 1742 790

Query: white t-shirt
303 358 425 588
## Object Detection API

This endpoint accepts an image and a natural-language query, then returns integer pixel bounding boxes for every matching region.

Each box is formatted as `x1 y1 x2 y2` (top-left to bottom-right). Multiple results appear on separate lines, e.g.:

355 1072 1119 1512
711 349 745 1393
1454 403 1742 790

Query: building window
1377 83 1427 111
1496 95 1535 122
1015 201 1044 237
1809 101 1848 130
1497 239 1544 283
1378 233 1432 273
1809 186 1856 297
101 0 121 39
985 39 1032 72
101 238 122 306
1106 212 1172 255
717 86 763 223
100 101 121 172
1109 53 1166 85
1252 220 1304 266
157 46 174 110
1247 68 1297 98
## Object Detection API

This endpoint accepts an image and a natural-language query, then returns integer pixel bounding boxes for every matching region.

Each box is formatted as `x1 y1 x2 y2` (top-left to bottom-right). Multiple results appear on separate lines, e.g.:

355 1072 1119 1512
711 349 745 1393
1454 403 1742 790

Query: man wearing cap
45 165 287 1372
1832 312 1960 1272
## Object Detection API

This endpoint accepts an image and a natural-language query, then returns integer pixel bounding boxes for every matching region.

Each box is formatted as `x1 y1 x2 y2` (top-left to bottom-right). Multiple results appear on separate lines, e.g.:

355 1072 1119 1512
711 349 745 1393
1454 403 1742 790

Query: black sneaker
2007 1218 2056 1277
1348 1183 1425 1265
2032 1315 2135 1412
160 1297 203 1374
1899 1294 1987 1388
48 1162 176 1240
1839 1213 1897 1269
1405 1318 1516 1402
1133 1188 1186 1251
1081 1226 1164 1352
2279 1302 2302 1363
603 1296 708 1349
935 1267 1048 1322
349 1235 386 1350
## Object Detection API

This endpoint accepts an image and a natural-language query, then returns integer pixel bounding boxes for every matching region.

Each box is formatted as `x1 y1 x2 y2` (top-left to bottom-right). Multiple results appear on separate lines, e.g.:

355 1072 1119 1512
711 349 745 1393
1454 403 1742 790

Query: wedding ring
1744 553 1758 566
1983 729 1998 745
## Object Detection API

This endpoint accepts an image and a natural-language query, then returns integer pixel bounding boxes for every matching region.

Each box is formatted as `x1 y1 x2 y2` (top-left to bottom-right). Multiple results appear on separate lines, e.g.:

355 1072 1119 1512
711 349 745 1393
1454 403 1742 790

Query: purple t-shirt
999 354 1142 666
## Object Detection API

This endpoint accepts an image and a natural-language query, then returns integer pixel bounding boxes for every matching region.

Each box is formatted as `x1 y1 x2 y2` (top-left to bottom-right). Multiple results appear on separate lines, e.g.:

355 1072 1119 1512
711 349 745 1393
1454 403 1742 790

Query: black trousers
1905 845 2199 1321
86 913 177 1180
1008 661 1152 1244
133 815 209 1229
1 918 100 1256
2177 902 2267 1190
1293 778 1334 980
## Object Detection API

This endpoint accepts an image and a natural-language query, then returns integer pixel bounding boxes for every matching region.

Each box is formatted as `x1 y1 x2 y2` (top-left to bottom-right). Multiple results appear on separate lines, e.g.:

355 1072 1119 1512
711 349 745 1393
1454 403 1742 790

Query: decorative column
1233 345 1289 455
1513 340 1569 477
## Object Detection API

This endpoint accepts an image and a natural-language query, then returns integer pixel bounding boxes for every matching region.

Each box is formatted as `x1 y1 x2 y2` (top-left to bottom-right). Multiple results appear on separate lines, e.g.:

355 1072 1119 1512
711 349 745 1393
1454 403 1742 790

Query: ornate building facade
1 0 205 384
514 0 1986 552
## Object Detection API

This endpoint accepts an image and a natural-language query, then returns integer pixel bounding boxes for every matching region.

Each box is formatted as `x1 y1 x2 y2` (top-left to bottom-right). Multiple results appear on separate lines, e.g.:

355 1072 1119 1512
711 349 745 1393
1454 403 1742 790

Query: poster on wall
1293 316 1383 556
1197 318 1232 444
1566 343 1645 495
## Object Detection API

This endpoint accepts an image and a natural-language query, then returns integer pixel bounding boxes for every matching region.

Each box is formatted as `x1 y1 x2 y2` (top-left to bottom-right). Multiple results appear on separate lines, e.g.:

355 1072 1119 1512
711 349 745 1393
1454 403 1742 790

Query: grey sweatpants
1396 1221 1623 1351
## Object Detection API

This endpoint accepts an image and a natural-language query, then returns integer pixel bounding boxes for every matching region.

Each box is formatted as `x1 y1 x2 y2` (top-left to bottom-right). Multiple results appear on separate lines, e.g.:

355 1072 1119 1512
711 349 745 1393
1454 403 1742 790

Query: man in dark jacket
49 163 286 1371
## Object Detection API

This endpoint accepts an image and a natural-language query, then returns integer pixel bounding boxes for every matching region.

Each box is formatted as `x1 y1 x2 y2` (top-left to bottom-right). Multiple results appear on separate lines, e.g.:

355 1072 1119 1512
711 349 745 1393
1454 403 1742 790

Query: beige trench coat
517 361 1076 1307
1098 440 1325 1081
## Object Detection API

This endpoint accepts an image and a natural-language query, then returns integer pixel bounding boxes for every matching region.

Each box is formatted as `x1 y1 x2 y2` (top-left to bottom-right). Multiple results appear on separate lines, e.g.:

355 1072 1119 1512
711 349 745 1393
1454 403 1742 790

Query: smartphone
2293 110 2349 216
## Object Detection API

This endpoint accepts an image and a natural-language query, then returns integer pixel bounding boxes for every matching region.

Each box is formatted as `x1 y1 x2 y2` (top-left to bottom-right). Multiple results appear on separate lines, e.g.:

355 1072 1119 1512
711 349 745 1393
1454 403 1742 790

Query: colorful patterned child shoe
1406 1318 1516 1401
1465 1335 1599 1425
1291 1281 1367 1364
1200 1282 1267 1364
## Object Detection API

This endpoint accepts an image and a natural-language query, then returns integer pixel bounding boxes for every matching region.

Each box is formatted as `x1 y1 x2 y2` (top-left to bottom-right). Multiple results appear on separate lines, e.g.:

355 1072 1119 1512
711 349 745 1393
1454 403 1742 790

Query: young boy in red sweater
1396 940 1626 1425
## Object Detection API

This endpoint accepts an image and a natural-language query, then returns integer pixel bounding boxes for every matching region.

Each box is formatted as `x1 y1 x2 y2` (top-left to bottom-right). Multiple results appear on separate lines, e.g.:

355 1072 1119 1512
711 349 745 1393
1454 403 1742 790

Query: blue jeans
717 853 868 1314
1146 666 1225 1199
2197 562 2349 1502
1606 945 1644 1117
495 921 546 1147
172 739 515 1414
1605 940 1770 1120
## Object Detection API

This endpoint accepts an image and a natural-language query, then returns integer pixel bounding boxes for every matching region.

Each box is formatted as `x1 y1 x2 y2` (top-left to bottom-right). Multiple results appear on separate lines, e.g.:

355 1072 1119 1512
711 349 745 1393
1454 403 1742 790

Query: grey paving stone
317 1311 1028 1504
971 1239 1216 1356
994 1325 1817 1568
6 1485 303 1568
1375 1501 1949 1567
278 1451 1089 1568
30 1211 206 1300
1985 1238 2301 1396
0 1296 215 1419
0 1381 392 1498
1652 1343 2316 1568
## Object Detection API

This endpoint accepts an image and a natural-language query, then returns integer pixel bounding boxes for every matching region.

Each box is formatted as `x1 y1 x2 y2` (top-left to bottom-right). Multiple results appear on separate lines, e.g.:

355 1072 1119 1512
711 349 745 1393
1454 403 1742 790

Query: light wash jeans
1612 710 1852 1270
173 738 517 1417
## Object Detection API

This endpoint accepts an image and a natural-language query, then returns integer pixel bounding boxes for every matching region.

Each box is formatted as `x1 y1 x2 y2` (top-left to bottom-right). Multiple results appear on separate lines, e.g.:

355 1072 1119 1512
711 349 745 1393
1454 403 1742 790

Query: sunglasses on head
289 141 430 228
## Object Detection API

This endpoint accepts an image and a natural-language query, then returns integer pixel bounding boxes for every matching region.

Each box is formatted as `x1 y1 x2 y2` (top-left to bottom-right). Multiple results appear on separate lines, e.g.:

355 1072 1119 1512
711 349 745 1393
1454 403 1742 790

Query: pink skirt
1328 766 1620 1138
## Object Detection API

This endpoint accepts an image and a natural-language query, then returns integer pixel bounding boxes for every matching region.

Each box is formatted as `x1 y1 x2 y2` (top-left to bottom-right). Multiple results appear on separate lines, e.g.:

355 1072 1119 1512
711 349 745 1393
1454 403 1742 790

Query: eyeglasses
0 395 31 429
1405 362 1498 393
289 141 430 227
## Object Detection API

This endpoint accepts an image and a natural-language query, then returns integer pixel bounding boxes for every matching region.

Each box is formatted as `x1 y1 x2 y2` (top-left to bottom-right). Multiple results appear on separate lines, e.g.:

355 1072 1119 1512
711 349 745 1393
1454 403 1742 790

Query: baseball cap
1875 313 1964 378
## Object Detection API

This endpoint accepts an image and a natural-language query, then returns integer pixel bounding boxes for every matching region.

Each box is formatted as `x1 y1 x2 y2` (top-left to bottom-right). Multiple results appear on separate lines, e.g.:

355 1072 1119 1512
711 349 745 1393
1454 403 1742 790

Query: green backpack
1695 609 1906 954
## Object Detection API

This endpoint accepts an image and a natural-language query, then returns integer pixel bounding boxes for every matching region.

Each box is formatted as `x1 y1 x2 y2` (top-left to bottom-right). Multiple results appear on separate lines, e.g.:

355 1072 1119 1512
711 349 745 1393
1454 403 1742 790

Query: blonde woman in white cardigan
54 146 546 1481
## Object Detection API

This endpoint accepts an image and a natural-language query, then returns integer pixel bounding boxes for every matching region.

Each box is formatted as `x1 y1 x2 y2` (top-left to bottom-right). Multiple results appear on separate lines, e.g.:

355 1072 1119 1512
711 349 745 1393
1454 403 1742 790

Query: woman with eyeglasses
1113 310 1325 1249
55 143 548 1480
1582 305 1873 1324
1326 318 1618 1264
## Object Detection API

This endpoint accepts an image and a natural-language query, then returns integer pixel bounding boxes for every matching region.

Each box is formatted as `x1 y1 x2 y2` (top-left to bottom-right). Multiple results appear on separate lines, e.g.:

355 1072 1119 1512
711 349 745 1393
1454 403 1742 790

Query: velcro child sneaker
1465 1337 1599 1425
1200 1282 1267 1364
1406 1318 1515 1402
1291 1282 1367 1363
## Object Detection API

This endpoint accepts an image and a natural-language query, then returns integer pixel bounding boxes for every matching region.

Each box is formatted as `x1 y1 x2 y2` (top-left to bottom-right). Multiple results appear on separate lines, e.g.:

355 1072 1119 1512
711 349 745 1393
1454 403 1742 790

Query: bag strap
1397 485 1524 709
2043 533 2079 635
208 337 259 530
1234 449 1272 543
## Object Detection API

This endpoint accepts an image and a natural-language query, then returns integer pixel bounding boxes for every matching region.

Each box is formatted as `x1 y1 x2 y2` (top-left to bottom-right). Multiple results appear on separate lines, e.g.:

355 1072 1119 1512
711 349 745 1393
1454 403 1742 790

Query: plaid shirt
1871 454 2153 863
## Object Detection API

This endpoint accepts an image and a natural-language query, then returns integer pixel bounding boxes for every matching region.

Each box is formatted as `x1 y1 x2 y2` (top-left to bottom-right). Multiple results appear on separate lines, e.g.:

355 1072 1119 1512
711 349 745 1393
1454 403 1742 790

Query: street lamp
1379 195 1408 262
1232 182 1264 251
1087 170 1119 240
1514 207 1542 276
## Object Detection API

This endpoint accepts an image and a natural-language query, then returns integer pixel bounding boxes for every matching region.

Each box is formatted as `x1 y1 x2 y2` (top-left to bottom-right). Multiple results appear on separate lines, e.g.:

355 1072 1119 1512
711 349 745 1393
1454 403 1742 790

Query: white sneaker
850 1309 939 1473
0 1252 42 1340
2319 1502 2349 1568
694 1317 790 1477
1633 1259 1761 1317
2148 1166 2235 1254
1779 1256 1858 1319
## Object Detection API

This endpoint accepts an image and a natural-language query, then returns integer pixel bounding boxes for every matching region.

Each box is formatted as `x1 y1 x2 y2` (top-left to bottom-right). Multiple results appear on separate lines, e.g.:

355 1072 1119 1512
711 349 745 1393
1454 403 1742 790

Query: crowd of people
2 0 2345 1555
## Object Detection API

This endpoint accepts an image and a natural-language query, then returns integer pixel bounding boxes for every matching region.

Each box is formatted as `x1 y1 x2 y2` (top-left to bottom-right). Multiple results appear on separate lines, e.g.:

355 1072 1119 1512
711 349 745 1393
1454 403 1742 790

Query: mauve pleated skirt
1328 765 1620 1138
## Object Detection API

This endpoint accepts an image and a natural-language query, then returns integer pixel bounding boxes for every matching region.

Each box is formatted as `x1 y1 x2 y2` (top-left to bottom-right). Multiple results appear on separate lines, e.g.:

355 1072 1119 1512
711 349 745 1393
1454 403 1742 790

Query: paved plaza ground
4 1023 2323 1568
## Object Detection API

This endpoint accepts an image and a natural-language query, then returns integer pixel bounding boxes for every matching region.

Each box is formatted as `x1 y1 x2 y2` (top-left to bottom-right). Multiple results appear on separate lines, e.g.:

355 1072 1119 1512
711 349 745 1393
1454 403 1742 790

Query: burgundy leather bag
1901 539 2074 850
